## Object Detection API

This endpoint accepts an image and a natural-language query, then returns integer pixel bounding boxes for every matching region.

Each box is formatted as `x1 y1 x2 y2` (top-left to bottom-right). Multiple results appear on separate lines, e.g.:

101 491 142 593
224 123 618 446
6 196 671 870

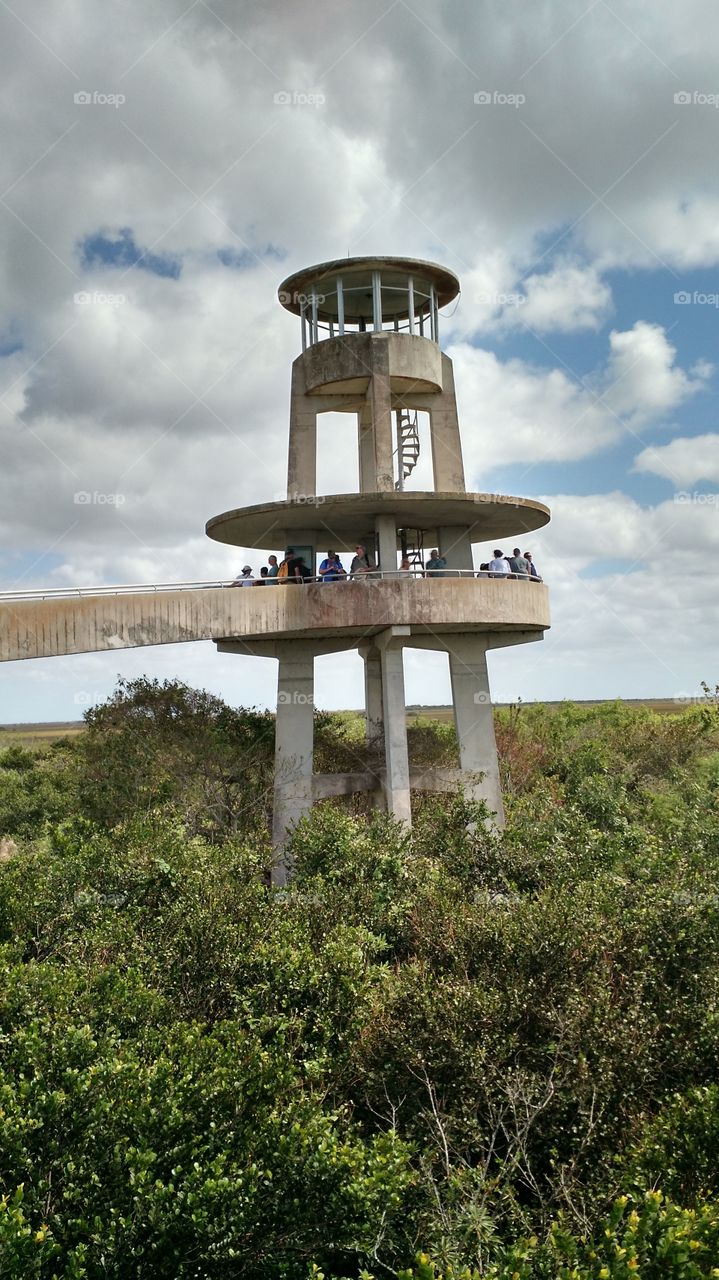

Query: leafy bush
622 1085 719 1204
76 677 276 839
1 684 719 1276
316 1192 719 1278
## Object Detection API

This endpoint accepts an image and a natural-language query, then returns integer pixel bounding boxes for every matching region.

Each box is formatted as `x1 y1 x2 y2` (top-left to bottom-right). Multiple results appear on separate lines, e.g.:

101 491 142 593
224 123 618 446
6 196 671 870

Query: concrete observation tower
206 256 551 868
0 254 551 883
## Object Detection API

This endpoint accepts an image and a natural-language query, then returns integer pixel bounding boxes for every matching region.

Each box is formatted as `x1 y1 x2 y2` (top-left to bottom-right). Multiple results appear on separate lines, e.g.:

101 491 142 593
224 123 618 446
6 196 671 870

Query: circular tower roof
278 256 460 323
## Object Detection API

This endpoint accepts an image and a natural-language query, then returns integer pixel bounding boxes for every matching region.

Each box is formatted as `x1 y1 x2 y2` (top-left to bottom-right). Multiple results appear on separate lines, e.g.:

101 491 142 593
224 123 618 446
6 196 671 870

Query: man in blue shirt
318 550 346 581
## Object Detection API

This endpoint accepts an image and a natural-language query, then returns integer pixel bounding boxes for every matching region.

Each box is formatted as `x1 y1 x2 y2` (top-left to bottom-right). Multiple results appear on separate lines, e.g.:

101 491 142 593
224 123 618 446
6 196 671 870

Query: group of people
479 548 541 579
230 544 541 585
230 545 373 585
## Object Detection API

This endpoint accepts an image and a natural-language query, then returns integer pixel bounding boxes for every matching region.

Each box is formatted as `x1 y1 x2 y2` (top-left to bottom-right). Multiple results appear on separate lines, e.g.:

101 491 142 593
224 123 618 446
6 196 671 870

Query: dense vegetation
1 679 718 1278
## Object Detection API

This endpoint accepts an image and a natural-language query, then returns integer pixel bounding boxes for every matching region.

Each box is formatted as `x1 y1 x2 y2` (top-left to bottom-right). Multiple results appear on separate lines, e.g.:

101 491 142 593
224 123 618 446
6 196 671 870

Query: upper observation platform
206 491 550 552
278 256 460 350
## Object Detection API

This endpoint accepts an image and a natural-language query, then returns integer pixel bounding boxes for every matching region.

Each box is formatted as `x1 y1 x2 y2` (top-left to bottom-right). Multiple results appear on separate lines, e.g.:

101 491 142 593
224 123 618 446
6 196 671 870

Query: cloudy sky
1 0 718 721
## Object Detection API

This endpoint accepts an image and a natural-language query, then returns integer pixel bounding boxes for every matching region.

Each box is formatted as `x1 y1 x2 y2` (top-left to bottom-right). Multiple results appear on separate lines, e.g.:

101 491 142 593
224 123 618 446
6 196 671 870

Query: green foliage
0 741 77 840
0 954 412 1278
1 682 719 1276
76 677 276 839
316 1192 719 1278
622 1086 719 1204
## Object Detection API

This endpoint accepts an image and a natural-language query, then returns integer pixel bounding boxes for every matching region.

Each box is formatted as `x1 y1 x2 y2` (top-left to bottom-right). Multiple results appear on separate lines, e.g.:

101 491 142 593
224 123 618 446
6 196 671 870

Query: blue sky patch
80 228 181 278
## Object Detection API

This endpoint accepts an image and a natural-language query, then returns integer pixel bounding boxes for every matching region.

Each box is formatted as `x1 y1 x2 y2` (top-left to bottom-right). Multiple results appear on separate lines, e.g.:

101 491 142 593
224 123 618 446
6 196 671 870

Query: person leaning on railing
488 550 510 577
318 550 346 581
525 550 541 581
350 544 375 576
285 549 312 582
507 547 529 577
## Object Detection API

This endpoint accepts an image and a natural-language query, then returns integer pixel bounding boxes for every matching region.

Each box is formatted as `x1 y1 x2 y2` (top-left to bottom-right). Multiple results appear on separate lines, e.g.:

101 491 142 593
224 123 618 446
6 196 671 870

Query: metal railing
0 569 542 603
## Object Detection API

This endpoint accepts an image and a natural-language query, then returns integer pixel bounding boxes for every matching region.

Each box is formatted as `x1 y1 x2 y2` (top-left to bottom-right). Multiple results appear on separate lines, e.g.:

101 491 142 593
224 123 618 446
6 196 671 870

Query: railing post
372 270 382 331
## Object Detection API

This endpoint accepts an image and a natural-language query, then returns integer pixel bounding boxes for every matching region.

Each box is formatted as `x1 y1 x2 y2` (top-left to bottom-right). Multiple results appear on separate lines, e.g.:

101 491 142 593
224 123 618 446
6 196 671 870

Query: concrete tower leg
448 634 505 826
429 355 466 493
287 359 317 499
272 642 315 884
358 405 376 494
438 525 474 574
367 338 395 492
376 626 412 825
375 514 398 575
359 641 384 747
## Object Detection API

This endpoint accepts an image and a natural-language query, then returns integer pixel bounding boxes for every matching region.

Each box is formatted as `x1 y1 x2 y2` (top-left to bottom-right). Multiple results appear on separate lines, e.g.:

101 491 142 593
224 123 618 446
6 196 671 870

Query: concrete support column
358 405 376 493
359 641 383 746
438 526 474 574
287 359 317 499
448 634 505 825
429 355 466 492
376 626 412 825
367 338 394 491
375 514 397 575
272 644 315 884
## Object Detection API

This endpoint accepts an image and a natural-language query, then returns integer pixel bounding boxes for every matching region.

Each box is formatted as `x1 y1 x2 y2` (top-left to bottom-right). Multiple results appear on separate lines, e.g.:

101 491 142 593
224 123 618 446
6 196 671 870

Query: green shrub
1 684 719 1276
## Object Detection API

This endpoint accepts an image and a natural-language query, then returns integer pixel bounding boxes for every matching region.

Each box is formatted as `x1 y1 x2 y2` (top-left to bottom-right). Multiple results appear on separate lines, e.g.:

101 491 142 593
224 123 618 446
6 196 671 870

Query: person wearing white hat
231 565 255 586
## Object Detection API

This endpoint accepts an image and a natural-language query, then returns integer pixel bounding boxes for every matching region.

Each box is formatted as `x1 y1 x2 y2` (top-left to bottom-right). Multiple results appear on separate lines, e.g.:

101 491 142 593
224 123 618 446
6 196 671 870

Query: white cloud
513 262 612 333
633 433 719 487
452 344 620 467
446 259 613 338
591 196 719 272
484 490 719 699
451 321 708 475
600 322 711 426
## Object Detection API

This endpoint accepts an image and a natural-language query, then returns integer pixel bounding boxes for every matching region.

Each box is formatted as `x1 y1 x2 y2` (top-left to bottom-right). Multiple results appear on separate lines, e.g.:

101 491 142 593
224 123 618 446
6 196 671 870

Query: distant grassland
0 722 86 747
0 698 691 748
408 698 689 722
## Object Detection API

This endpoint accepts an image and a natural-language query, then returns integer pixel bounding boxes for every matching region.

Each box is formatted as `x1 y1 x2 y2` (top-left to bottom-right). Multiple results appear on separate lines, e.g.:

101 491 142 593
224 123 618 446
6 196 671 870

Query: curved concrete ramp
0 578 549 662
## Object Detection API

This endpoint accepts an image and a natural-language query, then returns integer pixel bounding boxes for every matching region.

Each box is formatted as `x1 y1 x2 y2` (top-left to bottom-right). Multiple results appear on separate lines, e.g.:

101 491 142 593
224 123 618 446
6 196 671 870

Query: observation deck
0 573 549 663
278 255 460 349
206 490 550 552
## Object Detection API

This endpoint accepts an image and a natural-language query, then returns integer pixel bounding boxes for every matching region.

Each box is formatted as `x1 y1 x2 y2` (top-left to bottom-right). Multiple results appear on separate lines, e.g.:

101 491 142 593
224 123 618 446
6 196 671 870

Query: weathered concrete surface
206 491 550 549
448 634 505 822
0 579 550 663
272 642 315 878
300 332 443 395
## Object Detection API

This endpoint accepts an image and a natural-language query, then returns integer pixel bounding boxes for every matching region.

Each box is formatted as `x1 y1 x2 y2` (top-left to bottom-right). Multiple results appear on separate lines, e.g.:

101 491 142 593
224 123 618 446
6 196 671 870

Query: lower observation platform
0 576 550 662
206 491 550 550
